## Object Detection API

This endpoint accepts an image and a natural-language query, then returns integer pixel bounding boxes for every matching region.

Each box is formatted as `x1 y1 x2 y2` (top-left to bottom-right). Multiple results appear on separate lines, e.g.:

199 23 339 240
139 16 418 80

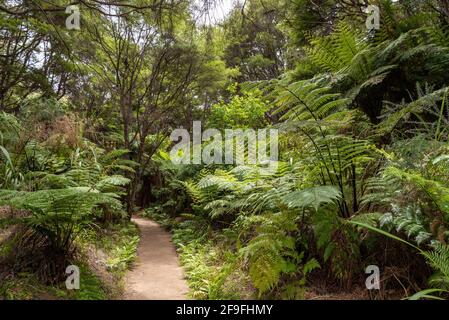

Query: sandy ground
123 217 189 300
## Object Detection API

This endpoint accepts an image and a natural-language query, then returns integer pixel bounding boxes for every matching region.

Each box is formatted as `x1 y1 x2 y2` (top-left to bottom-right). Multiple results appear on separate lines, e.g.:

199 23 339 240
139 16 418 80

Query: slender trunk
126 134 146 218
127 169 141 218
120 93 131 149
351 162 358 214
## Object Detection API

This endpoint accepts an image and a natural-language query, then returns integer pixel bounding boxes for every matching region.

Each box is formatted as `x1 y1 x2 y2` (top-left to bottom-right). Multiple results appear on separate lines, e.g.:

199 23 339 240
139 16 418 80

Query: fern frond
282 186 341 211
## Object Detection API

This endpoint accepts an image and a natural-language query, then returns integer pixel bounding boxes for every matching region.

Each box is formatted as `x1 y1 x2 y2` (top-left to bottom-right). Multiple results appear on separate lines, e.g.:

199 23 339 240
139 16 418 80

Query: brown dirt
123 217 189 300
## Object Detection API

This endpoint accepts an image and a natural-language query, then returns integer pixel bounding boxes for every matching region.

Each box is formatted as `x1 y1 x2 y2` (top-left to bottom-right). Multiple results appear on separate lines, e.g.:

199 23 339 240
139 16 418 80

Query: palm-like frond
282 186 341 211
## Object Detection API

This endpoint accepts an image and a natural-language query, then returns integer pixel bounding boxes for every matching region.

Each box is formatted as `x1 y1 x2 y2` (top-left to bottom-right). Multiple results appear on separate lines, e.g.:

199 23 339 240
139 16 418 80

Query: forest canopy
0 0 449 301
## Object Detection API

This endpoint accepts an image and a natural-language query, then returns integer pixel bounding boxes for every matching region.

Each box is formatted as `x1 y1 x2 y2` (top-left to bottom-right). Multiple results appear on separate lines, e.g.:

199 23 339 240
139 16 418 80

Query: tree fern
282 186 341 211
307 21 368 75
0 188 122 251
239 211 298 296
378 85 449 137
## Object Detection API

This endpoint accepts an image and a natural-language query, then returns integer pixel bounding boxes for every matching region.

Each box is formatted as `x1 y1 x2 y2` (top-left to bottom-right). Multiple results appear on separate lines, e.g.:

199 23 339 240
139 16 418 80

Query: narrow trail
123 217 189 300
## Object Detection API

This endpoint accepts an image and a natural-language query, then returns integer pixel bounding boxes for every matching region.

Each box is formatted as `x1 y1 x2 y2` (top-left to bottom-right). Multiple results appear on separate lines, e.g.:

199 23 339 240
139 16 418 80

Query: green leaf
0 145 13 168
408 288 448 300
282 186 341 211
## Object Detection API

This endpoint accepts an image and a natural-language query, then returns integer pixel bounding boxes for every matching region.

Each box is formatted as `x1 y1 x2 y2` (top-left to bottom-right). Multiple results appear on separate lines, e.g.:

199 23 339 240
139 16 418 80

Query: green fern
379 204 433 245
239 211 298 296
0 188 122 252
282 186 341 211
424 243 449 291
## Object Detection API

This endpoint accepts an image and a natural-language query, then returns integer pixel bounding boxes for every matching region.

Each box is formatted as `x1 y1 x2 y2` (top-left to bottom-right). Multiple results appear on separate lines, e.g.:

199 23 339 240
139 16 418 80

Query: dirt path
124 217 189 300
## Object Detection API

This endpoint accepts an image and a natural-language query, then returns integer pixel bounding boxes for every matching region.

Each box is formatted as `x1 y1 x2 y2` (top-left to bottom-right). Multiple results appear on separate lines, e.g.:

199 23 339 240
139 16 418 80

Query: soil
123 217 189 300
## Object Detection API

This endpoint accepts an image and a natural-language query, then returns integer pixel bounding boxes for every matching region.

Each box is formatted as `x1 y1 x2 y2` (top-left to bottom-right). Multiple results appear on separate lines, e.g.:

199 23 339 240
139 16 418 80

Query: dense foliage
1 0 448 300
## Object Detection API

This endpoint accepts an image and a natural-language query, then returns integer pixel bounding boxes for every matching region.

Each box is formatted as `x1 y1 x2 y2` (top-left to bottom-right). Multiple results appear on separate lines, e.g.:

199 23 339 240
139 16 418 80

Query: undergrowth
0 220 138 300
142 209 255 299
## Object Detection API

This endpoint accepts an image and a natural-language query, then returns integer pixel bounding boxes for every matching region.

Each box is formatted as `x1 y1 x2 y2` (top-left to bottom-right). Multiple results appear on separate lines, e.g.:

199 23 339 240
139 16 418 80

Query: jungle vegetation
0 0 449 300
